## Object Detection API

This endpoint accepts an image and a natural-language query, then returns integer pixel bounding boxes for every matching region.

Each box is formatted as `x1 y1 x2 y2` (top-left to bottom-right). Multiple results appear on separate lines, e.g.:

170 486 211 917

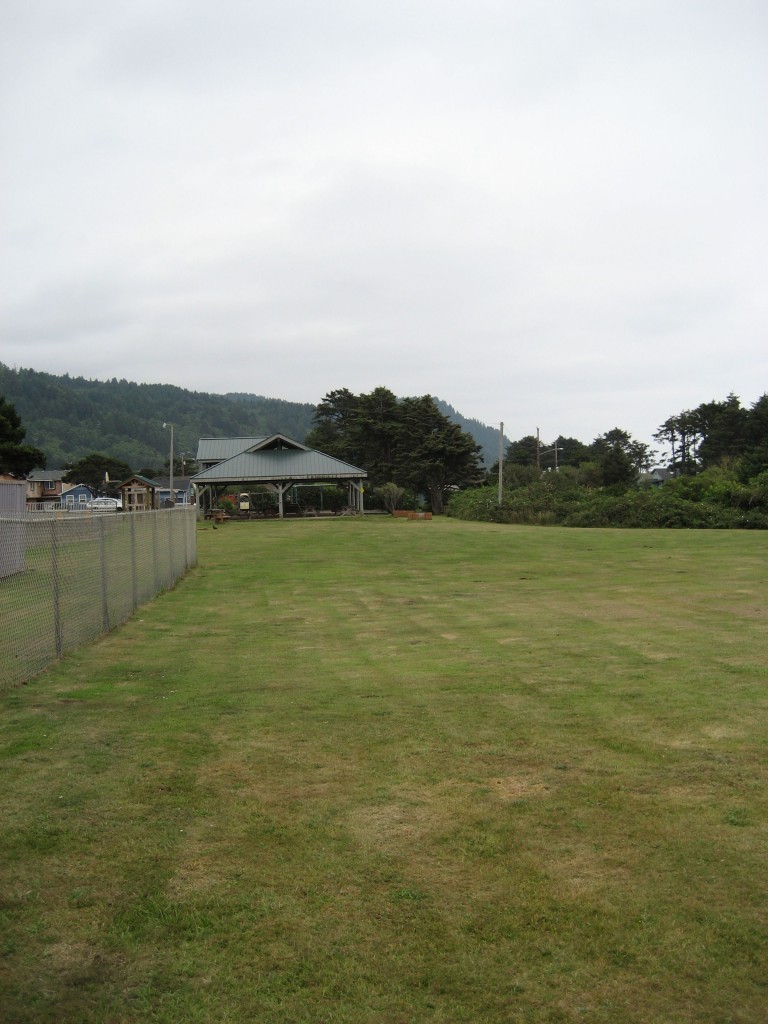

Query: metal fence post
50 518 63 658
99 515 110 632
167 511 174 589
152 512 160 593
129 513 138 611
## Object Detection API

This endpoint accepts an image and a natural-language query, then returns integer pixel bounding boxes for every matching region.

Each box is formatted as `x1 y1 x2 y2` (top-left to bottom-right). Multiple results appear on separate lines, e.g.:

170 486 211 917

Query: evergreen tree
554 436 592 469
739 394 768 480
397 395 483 513
305 388 359 460
689 394 748 469
506 435 540 466
0 395 46 475
307 388 482 512
590 428 652 486
63 454 134 495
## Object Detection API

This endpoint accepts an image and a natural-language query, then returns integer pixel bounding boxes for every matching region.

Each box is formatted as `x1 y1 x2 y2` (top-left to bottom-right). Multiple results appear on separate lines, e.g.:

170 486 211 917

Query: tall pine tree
0 395 45 476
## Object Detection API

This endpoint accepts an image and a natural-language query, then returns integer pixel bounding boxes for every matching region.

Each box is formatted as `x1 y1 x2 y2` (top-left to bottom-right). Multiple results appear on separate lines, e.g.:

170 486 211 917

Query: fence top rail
1 506 197 523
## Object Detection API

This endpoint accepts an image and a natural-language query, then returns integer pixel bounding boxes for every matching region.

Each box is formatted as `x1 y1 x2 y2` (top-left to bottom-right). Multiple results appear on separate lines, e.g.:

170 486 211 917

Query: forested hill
0 364 317 469
434 400 507 467
0 364 503 469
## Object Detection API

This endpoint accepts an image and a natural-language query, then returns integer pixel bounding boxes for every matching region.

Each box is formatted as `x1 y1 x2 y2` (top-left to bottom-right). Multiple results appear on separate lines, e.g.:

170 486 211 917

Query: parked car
87 497 123 512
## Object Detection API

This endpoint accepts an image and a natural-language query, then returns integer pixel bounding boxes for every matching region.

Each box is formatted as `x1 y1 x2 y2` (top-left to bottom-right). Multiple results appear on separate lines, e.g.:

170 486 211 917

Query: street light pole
163 423 174 507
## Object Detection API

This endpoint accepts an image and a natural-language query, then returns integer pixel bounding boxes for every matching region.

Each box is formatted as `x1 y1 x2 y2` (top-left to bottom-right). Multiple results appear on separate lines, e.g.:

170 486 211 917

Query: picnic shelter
191 434 367 518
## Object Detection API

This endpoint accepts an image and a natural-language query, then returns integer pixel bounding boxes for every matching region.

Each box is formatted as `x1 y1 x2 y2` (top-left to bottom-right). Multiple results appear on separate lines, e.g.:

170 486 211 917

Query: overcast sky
1 1 766 450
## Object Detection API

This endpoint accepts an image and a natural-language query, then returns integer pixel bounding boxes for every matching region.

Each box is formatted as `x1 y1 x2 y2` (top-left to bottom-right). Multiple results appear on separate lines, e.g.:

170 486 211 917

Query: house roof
117 474 160 488
27 469 66 482
191 434 366 484
154 476 192 491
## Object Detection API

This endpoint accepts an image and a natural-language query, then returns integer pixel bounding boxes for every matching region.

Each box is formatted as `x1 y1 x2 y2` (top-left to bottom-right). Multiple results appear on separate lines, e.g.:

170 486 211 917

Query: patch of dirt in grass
199 755 339 804
661 784 713 803
666 729 742 749
701 724 743 741
167 850 229 897
641 649 674 661
544 843 638 899
41 941 115 986
348 790 446 852
489 774 553 801
43 940 100 969
350 804 423 845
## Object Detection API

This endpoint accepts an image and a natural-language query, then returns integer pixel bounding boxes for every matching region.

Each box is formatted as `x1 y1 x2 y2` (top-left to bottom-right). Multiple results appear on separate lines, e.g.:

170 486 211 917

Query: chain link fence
0 507 197 690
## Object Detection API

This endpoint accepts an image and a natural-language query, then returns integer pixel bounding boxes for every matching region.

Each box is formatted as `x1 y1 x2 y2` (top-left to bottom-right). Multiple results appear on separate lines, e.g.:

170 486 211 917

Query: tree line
497 393 767 484
450 393 768 528
3 365 766 528
653 393 768 479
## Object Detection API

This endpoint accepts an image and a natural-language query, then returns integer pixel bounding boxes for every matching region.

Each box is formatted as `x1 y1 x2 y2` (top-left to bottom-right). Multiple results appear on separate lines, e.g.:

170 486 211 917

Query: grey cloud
1 0 766 449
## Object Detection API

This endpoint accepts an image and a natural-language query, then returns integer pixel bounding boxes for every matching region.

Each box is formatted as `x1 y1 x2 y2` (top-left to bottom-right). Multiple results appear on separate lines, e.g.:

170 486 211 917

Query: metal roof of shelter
196 436 271 466
192 448 365 483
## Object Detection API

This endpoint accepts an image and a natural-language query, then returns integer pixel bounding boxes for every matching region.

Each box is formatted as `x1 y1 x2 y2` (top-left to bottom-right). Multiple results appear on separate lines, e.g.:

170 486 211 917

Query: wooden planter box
392 510 432 520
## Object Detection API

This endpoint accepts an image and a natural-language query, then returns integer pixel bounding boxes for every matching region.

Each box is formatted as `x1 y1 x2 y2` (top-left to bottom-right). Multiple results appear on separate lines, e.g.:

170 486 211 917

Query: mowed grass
1 517 767 1023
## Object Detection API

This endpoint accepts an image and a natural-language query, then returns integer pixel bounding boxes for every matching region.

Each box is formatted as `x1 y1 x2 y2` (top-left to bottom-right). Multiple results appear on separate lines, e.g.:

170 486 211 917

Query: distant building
25 469 66 508
192 434 367 518
61 483 95 508
639 467 675 488
153 477 194 508
117 474 159 512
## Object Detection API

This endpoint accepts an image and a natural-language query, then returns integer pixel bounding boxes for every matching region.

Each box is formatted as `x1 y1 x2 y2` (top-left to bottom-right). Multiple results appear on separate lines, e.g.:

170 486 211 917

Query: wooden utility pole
536 427 541 475
498 422 504 504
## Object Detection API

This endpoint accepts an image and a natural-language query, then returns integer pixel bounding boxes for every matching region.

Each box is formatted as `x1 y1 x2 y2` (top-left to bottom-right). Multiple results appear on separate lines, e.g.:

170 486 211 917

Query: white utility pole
498 422 504 504
163 422 174 506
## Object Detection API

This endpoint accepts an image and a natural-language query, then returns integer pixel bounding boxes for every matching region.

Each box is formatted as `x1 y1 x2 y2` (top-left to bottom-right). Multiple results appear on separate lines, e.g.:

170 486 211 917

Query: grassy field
1 517 766 1023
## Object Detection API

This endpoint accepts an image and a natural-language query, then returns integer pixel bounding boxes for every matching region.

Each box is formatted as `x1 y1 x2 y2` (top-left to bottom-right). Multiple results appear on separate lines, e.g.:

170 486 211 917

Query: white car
87 497 123 512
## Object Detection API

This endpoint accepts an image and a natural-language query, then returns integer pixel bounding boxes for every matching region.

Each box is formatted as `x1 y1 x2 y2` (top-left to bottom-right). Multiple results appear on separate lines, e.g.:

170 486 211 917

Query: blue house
61 483 95 509
153 476 194 508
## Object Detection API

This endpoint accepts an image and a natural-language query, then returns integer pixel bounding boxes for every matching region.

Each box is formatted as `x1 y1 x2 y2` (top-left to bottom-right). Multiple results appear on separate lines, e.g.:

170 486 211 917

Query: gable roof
61 483 93 495
117 474 160 488
191 434 365 485
191 446 366 484
196 434 311 465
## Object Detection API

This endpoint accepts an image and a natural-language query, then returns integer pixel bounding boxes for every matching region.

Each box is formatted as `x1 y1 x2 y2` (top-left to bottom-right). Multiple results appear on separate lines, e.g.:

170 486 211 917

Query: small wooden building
117 474 158 512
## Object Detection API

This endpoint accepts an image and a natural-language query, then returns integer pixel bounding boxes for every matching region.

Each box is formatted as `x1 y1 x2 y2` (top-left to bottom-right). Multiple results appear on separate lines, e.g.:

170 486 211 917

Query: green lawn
1 518 767 1023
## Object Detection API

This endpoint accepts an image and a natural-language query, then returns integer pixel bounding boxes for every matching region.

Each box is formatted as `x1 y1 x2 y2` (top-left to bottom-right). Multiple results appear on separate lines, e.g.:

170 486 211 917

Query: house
61 483 95 509
640 467 676 488
153 476 194 508
26 469 66 508
192 434 368 518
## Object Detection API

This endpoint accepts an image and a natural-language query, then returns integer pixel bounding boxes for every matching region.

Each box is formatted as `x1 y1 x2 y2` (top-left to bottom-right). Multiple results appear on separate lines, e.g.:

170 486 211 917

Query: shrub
447 481 768 529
